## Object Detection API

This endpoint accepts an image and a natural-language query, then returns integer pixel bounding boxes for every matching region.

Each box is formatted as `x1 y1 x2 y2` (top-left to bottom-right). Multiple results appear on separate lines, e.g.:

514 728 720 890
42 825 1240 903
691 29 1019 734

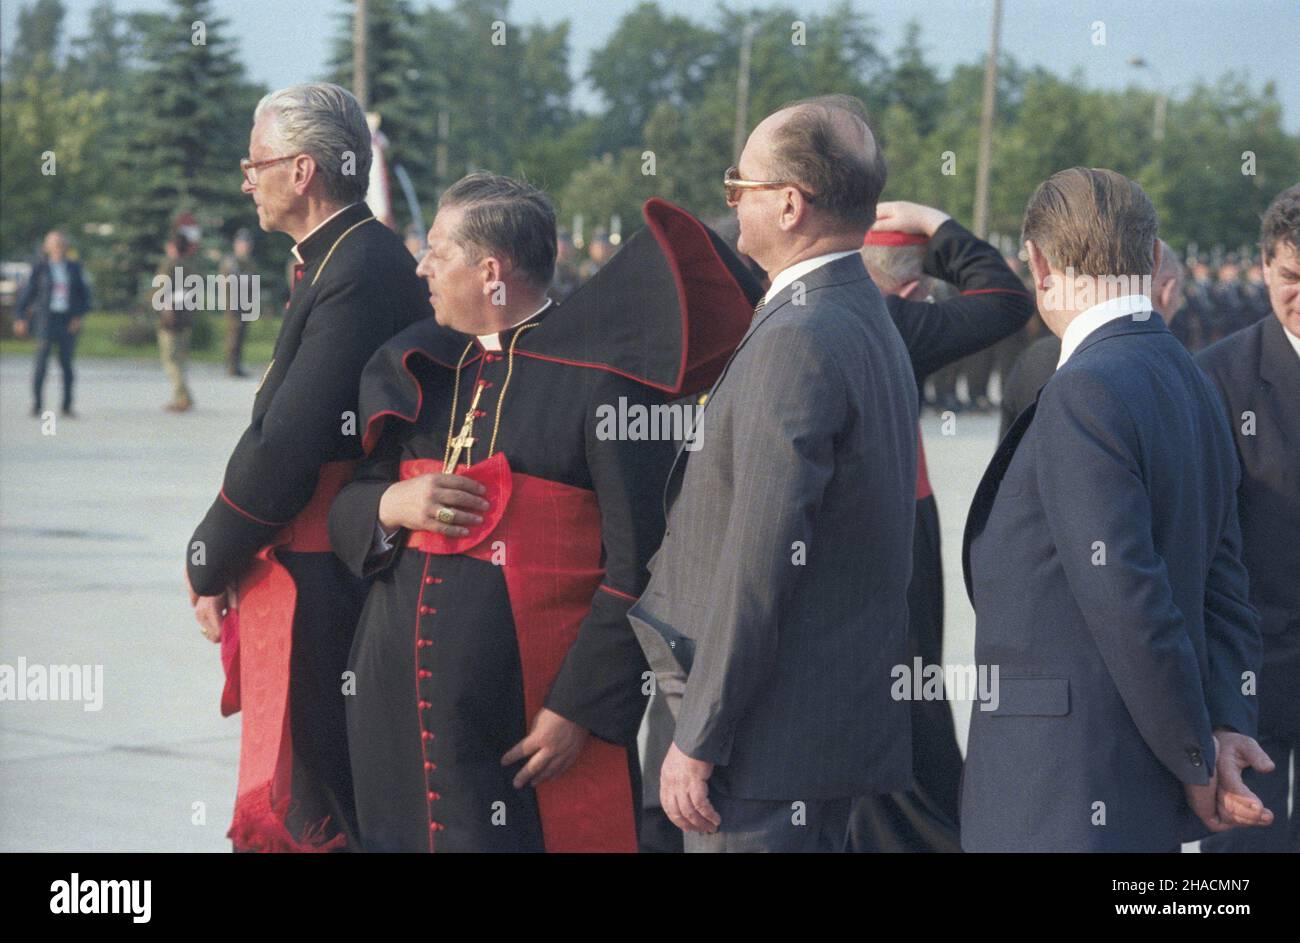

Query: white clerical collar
478 298 553 351
764 250 859 305
1283 319 1300 361
1057 294 1153 367
290 202 361 264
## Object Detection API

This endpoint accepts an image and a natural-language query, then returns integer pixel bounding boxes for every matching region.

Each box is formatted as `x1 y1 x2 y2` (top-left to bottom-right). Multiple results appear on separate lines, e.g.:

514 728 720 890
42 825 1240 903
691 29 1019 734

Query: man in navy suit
13 230 92 417
1198 183 1300 853
961 168 1272 852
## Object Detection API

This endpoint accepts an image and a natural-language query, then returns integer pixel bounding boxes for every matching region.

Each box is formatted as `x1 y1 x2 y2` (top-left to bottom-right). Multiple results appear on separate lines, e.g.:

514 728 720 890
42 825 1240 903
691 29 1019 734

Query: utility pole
973 0 1002 239
733 23 757 163
353 0 369 110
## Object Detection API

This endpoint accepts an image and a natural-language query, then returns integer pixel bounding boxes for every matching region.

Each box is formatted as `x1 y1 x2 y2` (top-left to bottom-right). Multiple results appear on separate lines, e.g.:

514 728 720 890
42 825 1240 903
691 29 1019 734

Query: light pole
1127 56 1166 143
972 0 1003 239
733 23 758 164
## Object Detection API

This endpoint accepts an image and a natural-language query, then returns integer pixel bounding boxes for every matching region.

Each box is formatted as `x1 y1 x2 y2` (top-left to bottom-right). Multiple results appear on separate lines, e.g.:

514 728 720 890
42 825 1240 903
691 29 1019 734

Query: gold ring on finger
436 506 457 525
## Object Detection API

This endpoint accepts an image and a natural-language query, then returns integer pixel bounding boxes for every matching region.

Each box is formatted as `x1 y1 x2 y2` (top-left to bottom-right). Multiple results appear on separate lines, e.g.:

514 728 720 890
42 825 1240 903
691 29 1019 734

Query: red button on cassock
418 670 431 678
417 639 432 648
427 791 441 801
419 700 431 709
424 576 435 585
421 731 433 741
424 761 434 771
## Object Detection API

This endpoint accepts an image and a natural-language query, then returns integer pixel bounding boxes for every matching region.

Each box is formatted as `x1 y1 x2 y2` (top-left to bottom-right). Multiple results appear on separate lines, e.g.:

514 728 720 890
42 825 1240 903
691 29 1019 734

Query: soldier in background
156 235 195 412
220 229 255 377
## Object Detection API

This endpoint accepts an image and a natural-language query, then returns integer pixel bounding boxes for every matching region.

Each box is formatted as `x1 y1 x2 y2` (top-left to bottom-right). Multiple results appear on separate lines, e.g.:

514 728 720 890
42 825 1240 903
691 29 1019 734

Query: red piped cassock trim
222 460 356 853
400 453 638 853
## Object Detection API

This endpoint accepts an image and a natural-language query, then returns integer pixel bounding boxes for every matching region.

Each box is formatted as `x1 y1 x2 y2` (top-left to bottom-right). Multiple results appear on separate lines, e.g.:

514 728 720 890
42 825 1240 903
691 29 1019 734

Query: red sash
400 453 638 853
222 460 356 853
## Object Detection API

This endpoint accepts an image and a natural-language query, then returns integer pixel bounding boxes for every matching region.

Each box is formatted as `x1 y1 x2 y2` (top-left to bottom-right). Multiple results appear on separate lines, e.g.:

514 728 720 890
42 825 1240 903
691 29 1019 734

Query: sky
2 0 1298 131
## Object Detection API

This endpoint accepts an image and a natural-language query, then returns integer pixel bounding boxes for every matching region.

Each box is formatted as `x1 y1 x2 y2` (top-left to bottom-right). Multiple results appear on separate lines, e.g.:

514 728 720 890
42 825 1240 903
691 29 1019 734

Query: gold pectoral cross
443 381 485 473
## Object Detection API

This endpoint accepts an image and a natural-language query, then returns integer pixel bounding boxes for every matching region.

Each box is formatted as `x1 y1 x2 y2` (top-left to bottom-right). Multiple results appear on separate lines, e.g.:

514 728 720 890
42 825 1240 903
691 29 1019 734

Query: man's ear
1024 239 1052 291
292 154 317 196
480 256 504 293
779 187 808 231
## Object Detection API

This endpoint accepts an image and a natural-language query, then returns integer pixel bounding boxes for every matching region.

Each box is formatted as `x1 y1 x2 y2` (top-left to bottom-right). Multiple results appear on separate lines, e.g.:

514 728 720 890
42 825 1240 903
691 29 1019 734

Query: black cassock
329 199 758 851
187 202 430 851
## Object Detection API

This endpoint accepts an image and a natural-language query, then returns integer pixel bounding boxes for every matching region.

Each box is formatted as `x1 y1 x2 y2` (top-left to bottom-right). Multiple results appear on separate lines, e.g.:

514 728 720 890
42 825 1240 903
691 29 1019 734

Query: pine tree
95 0 264 308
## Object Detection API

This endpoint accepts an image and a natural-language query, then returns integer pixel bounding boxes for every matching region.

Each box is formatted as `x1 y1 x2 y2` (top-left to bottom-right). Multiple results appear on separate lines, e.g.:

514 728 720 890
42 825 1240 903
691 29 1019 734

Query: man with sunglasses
185 82 431 851
629 94 918 852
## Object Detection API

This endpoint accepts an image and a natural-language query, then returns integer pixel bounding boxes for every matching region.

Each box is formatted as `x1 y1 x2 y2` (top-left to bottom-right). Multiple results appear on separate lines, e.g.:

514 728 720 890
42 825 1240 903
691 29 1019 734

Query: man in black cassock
329 174 756 851
186 83 430 851
850 200 1034 852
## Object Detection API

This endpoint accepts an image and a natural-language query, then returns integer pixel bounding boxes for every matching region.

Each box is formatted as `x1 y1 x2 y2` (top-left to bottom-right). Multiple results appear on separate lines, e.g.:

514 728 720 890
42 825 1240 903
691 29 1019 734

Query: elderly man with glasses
185 82 433 852
629 94 919 852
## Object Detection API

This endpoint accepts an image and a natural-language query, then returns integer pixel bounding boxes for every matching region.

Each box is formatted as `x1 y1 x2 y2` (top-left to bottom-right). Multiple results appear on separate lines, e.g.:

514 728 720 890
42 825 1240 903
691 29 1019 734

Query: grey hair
254 83 371 205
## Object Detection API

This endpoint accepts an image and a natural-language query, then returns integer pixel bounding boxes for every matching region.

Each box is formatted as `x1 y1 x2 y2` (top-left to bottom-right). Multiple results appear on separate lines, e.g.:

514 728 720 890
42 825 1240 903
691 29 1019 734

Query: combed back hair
1260 183 1300 262
861 244 927 293
254 83 371 205
1021 167 1158 278
439 172 557 289
769 94 887 231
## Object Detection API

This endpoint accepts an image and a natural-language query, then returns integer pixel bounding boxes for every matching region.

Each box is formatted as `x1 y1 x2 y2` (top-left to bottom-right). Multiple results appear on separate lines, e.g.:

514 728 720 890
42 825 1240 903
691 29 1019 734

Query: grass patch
1 311 279 363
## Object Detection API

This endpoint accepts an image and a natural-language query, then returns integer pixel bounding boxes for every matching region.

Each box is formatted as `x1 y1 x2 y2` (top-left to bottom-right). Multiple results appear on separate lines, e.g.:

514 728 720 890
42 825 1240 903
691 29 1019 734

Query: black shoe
61 407 78 419
228 367 248 378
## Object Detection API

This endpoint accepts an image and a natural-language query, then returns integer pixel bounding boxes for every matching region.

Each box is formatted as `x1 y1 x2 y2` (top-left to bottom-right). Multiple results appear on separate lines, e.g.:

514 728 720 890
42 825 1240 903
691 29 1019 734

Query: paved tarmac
0 354 996 851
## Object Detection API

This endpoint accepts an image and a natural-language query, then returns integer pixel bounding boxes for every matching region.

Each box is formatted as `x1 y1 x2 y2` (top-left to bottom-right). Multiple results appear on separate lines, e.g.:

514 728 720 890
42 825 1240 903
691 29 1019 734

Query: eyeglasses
723 166 815 207
240 154 298 185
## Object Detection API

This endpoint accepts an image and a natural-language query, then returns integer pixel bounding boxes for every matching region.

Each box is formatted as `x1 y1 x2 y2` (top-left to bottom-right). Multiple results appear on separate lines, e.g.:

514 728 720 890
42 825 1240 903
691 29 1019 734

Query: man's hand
660 741 721 834
1212 729 1276 828
68 317 83 335
378 473 488 538
871 200 951 239
501 707 588 789
12 320 28 338
185 568 226 644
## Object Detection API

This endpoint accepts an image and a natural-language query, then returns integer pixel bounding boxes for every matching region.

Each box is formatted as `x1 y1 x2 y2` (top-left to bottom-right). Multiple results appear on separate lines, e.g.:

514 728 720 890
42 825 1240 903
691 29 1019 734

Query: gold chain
440 322 539 469
442 339 477 468
489 323 539 458
309 216 376 286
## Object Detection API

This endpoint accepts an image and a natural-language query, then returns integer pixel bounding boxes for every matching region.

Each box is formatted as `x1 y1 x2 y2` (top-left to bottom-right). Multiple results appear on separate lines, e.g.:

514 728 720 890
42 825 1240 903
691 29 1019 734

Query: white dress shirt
1057 294 1153 367
476 298 553 350
1284 319 1300 361
763 250 860 306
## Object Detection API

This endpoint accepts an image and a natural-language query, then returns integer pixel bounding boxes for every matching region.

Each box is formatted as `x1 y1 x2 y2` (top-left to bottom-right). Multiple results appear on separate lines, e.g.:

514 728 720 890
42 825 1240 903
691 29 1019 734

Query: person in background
578 229 613 281
1243 256 1272 327
13 229 92 418
403 226 425 260
999 237 1184 438
549 230 582 301
848 201 1033 853
156 235 195 413
220 229 255 378
1198 183 1300 853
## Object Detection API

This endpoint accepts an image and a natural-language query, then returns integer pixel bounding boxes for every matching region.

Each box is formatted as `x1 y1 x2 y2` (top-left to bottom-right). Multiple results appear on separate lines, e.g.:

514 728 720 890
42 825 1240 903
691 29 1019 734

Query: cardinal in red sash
328 175 758 851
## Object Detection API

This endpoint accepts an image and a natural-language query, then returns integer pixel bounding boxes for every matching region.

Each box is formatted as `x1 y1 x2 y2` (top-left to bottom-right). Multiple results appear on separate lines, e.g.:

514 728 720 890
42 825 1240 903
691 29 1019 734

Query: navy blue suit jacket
961 311 1260 851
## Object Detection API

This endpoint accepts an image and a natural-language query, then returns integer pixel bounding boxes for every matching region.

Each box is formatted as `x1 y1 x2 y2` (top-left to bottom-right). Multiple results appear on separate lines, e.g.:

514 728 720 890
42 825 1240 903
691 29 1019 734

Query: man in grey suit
628 95 918 852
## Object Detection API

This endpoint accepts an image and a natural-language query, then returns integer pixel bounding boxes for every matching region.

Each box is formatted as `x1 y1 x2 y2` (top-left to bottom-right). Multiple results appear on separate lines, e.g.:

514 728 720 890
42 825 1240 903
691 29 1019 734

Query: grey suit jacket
629 254 918 800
